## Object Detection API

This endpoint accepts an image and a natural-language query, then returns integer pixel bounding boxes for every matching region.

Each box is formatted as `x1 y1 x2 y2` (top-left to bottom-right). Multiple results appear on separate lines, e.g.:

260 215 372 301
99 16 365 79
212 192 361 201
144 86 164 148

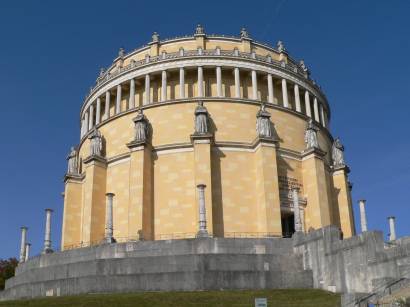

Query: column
234 67 240 98
292 188 302 232
84 111 89 134
304 90 312 117
43 208 53 253
313 97 320 122
320 104 326 128
105 193 115 243
294 84 301 112
129 78 135 109
161 70 167 102
216 66 222 97
24 243 31 262
267 73 274 103
196 184 208 237
388 216 396 241
358 199 367 232
144 74 150 104
95 98 101 125
19 227 27 263
116 84 122 114
103 91 110 120
197 66 204 97
179 67 185 99
88 104 94 130
282 79 289 108
300 209 305 232
80 118 85 138
251 70 258 100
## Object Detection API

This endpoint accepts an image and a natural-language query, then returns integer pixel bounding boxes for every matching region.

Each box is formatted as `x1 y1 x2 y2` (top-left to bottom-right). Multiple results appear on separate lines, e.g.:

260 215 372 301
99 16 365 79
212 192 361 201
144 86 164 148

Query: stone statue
304 119 319 149
299 60 310 77
195 24 204 35
256 104 274 138
99 67 105 77
132 109 150 142
152 32 159 43
88 127 103 156
332 138 345 167
240 27 249 39
67 147 78 174
118 47 125 58
277 40 286 53
194 101 209 135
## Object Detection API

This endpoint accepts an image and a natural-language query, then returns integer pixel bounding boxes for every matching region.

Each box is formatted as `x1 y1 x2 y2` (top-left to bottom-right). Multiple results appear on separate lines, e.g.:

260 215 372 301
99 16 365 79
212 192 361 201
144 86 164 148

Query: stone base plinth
0 237 311 301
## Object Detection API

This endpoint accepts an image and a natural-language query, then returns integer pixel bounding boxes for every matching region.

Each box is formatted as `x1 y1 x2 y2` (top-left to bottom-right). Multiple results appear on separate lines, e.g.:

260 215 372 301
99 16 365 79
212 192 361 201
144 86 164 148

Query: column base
42 247 54 254
196 230 209 238
102 237 116 244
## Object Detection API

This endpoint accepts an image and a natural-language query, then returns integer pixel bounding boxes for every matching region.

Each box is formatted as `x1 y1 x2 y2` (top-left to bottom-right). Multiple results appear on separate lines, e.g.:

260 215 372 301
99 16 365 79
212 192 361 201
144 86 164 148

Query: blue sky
0 1 409 258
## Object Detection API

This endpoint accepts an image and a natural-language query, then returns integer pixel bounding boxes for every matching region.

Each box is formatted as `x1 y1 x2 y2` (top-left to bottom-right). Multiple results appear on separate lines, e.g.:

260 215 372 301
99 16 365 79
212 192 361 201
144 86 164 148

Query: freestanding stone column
251 70 258 100
19 226 27 263
313 97 320 122
88 104 94 130
161 70 167 102
267 73 274 103
116 84 122 114
145 74 150 104
43 209 53 254
294 84 301 112
96 98 101 125
388 216 396 241
129 78 135 108
358 199 368 232
196 184 208 237
24 243 31 262
320 104 326 128
197 66 204 97
105 193 115 243
216 66 222 97
292 188 302 232
179 67 185 99
304 90 312 118
282 79 289 108
104 91 110 120
234 67 241 98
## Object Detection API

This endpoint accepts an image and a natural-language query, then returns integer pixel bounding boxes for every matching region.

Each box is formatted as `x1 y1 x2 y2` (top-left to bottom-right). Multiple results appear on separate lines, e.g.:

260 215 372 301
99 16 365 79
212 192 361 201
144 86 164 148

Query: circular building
62 25 355 250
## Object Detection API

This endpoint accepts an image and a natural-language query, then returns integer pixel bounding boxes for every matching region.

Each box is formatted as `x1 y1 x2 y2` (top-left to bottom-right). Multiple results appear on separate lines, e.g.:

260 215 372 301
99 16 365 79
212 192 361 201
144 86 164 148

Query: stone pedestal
301 148 332 230
62 173 83 250
254 137 282 235
332 165 355 238
191 133 214 236
81 155 107 245
127 140 153 240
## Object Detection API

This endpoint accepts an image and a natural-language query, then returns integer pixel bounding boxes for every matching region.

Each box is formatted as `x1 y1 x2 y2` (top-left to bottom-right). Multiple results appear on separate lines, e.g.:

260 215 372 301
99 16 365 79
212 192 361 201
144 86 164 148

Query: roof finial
195 24 205 36
118 47 125 58
152 32 159 43
277 40 286 53
240 27 250 39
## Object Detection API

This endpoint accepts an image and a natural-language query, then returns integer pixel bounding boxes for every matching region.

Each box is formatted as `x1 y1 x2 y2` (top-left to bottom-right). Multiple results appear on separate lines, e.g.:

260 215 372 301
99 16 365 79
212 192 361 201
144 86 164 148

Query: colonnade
80 65 329 138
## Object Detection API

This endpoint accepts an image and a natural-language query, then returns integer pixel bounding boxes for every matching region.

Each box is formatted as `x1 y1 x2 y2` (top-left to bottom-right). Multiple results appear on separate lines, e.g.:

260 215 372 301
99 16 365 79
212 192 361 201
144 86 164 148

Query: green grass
0 289 340 307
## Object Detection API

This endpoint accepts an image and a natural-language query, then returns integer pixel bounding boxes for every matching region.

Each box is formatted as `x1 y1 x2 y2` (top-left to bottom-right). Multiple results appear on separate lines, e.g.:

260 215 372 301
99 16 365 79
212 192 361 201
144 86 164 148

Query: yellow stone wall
63 38 353 250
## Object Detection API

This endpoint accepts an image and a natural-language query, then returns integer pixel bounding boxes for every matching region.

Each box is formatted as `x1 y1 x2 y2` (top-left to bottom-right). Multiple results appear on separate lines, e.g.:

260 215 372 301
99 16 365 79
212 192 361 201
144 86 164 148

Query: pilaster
62 173 83 250
127 140 154 240
191 134 214 236
301 148 332 230
332 165 356 238
81 155 107 245
254 137 282 235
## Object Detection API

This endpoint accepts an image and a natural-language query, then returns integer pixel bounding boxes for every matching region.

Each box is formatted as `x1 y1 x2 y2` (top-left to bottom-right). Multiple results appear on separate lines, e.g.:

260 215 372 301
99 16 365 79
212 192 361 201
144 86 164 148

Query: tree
0 258 18 290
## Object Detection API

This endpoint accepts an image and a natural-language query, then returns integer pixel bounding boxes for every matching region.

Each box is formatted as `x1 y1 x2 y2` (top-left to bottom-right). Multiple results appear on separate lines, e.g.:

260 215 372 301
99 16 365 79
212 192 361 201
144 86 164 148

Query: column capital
197 183 206 189
332 164 350 174
106 192 115 197
301 147 326 159
20 226 28 231
45 208 54 213
83 155 107 165
190 133 213 144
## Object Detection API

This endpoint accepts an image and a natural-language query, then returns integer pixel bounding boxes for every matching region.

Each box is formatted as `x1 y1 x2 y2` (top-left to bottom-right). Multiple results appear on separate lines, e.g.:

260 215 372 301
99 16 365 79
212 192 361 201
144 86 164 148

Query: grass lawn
0 289 340 307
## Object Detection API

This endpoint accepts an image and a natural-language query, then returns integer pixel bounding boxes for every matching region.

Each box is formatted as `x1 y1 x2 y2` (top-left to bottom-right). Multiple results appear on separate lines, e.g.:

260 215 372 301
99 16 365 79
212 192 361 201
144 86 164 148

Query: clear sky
0 1 409 259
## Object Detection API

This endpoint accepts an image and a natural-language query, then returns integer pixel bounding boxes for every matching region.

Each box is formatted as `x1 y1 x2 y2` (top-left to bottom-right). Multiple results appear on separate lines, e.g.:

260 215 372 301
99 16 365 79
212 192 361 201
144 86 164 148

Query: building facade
62 25 355 250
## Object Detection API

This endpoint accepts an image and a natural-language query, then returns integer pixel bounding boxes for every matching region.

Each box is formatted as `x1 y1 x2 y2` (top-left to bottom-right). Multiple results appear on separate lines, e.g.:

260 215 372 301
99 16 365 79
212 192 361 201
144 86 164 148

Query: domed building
62 25 355 250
